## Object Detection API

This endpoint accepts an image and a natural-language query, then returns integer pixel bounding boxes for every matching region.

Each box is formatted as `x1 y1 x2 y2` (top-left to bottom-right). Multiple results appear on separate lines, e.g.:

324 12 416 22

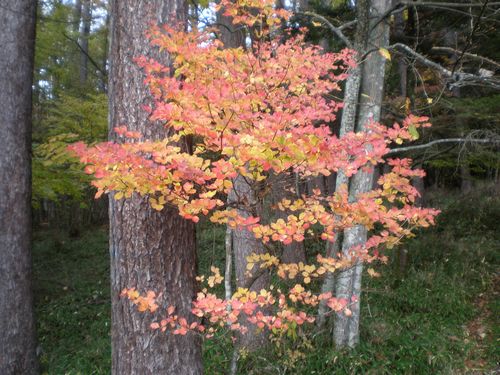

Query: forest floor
33 188 499 374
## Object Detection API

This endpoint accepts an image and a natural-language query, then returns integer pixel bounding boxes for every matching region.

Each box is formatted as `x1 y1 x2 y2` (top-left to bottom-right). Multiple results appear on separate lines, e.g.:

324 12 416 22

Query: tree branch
386 138 500 155
399 1 500 8
431 46 500 69
63 33 107 79
389 43 500 90
299 12 353 48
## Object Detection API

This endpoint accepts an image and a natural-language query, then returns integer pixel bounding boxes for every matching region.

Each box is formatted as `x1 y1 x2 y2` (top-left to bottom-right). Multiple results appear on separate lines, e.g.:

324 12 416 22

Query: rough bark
333 0 391 348
108 1 202 373
0 1 39 374
228 176 270 350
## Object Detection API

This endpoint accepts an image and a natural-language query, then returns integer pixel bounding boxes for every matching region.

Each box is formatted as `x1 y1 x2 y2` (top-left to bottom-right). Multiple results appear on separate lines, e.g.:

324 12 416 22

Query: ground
33 188 499 374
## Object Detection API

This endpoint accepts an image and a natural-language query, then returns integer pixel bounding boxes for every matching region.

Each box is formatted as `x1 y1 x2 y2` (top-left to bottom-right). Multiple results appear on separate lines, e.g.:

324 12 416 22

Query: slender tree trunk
217 5 270 352
333 0 391 348
316 0 368 329
79 0 92 86
275 173 306 265
394 7 408 98
73 0 83 34
0 1 39 374
99 8 110 92
108 1 202 373
228 176 270 350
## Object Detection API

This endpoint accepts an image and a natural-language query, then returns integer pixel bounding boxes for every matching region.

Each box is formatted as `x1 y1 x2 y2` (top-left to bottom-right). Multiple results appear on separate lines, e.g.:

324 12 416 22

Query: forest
0 0 499 374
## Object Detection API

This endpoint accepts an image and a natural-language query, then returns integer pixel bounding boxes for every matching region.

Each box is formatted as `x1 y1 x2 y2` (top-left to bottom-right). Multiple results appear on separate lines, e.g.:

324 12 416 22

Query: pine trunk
108 1 202 373
0 1 39 373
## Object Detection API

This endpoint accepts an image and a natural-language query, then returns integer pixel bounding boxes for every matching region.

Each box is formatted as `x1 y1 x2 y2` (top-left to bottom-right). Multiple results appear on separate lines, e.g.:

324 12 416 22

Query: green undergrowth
33 188 499 374
33 228 111 374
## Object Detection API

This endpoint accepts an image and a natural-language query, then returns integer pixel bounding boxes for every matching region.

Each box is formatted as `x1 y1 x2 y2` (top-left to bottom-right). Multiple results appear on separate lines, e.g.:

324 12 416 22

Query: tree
105 0 202 373
72 0 437 364
333 0 391 348
32 1 109 229
0 1 39 374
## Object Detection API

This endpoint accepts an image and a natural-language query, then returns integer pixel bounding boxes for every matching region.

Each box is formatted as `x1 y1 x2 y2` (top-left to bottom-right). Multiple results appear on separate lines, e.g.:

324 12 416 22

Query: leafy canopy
71 0 438 337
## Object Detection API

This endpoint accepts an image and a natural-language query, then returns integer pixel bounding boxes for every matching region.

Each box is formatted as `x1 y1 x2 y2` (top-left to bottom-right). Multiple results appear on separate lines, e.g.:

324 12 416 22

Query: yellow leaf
379 48 391 60
367 268 381 278
311 21 322 27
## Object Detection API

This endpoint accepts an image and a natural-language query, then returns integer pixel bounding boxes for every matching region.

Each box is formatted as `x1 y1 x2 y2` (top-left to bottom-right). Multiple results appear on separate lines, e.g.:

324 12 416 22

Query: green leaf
409 125 419 140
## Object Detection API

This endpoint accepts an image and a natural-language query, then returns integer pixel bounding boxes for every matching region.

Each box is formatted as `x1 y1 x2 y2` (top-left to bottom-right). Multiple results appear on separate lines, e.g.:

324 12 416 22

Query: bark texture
108 1 202 373
0 1 39 374
333 0 391 348
217 9 270 351
228 176 270 350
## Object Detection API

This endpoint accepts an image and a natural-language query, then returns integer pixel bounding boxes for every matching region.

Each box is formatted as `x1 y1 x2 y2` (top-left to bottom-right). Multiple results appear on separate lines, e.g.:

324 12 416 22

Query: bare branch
63 33 107 79
389 43 500 90
299 12 353 48
431 46 500 69
387 138 500 155
399 1 500 8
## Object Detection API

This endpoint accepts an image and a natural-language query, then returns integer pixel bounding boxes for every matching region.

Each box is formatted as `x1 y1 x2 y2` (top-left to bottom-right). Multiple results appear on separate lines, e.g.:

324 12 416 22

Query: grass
33 228 111 374
33 189 499 374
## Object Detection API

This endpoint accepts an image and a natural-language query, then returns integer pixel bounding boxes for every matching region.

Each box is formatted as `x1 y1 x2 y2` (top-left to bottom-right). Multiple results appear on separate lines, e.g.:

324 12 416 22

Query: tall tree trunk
73 0 83 34
108 1 202 374
228 177 270 351
279 173 307 265
217 5 270 353
99 8 110 92
0 1 39 374
394 6 408 98
79 0 92 86
316 0 368 329
333 0 391 348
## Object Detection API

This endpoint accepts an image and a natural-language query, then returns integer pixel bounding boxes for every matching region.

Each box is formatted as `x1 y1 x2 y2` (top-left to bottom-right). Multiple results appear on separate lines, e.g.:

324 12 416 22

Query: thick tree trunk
333 0 391 348
108 1 202 374
0 1 39 374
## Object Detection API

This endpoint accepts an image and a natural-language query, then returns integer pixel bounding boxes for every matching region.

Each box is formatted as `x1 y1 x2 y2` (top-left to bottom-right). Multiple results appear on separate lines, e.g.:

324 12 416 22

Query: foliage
32 1 109 209
33 189 499 374
32 93 107 207
70 0 438 341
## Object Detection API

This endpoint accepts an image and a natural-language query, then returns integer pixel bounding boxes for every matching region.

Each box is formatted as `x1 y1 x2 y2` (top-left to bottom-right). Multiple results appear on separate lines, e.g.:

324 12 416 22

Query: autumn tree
105 0 202 373
0 1 39 373
72 0 438 368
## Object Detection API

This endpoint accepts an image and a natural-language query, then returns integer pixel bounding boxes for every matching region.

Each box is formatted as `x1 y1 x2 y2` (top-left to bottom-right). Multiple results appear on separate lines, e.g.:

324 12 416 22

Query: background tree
32 0 109 231
107 0 202 373
0 1 39 373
